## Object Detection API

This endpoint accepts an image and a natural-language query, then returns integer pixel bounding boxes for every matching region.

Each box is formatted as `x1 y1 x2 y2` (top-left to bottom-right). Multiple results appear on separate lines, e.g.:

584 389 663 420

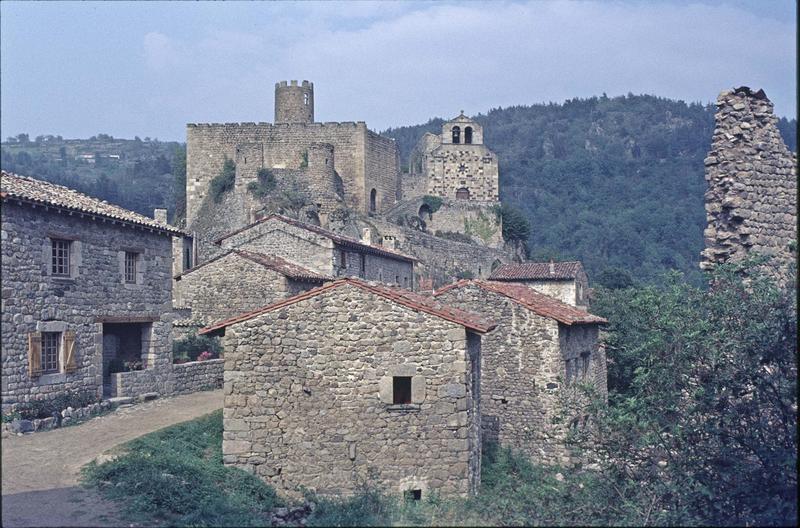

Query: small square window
124 252 138 283
51 239 71 276
41 332 61 374
393 376 412 404
405 489 422 501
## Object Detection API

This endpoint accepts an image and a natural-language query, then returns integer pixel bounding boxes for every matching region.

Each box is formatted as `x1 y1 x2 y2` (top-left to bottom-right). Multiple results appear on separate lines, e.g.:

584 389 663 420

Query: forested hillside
1 134 184 222
384 95 797 285
2 95 794 285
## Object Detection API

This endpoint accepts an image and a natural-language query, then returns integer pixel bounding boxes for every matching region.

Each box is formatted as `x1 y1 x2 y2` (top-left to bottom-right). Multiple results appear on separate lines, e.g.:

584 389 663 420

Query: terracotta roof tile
1 170 185 236
213 214 417 263
175 249 330 282
489 261 583 281
435 279 606 326
200 278 495 335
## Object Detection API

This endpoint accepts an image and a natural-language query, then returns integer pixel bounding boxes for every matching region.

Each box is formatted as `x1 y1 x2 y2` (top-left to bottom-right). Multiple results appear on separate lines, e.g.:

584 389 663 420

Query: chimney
382 235 396 250
549 259 555 275
361 228 372 245
154 208 168 224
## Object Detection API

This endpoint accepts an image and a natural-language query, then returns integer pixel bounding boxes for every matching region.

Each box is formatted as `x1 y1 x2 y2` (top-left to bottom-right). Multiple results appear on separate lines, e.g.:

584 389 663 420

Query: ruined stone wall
559 324 606 399
222 284 481 498
357 216 514 289
1 202 174 409
436 285 583 464
701 87 797 275
173 252 321 325
218 219 336 275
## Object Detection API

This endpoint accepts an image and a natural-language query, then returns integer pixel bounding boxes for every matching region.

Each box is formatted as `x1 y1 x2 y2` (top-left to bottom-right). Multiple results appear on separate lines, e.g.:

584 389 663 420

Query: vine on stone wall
209 158 236 203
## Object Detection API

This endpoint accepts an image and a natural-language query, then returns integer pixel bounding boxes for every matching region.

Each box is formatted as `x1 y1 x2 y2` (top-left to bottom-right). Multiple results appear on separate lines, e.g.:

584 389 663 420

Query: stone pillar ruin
701 86 797 276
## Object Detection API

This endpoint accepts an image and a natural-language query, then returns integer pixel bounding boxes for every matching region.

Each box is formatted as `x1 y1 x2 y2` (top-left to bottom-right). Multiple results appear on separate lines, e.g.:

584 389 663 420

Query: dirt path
1 389 223 527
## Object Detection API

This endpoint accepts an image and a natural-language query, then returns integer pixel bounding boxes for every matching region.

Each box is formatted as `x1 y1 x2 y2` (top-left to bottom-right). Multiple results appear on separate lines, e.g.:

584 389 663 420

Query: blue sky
1 0 796 141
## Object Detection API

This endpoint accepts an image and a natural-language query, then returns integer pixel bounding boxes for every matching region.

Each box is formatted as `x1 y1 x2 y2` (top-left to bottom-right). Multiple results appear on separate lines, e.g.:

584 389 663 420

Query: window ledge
36 372 67 385
386 404 421 412
50 276 76 283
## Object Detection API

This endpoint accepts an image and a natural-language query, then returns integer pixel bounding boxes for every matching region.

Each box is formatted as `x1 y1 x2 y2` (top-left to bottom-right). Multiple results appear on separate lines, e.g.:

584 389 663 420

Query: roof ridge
201 278 495 335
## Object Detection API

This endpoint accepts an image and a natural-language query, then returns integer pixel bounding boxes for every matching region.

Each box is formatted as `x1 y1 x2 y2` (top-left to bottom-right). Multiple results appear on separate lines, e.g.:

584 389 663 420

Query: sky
1 0 796 141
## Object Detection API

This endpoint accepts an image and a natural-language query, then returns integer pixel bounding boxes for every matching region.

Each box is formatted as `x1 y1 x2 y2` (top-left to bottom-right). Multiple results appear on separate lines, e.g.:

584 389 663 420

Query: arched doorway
456 187 470 200
369 188 377 212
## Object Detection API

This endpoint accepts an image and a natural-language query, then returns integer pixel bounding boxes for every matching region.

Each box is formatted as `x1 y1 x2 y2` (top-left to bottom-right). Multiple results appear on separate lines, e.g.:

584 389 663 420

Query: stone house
434 279 606 464
200 278 496 499
489 260 590 308
1 171 184 409
173 248 330 326
214 214 416 289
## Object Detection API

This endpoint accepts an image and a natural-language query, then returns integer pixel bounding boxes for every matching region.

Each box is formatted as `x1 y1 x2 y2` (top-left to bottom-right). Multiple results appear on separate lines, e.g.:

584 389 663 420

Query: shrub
173 333 222 363
421 195 443 214
300 150 308 168
208 158 236 203
434 230 473 244
247 168 276 198
499 204 531 242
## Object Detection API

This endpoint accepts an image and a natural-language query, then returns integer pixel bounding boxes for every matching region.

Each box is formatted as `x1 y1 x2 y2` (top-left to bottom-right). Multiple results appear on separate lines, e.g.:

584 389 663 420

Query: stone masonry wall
358 216 514 289
1 201 174 409
428 144 499 202
174 252 321 325
436 285 580 464
365 130 401 210
222 284 481 498
172 358 224 395
110 359 224 398
701 87 797 275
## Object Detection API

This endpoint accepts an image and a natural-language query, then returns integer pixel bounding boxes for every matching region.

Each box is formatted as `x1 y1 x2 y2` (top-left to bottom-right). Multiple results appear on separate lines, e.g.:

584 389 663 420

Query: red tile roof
489 261 583 281
200 278 495 335
434 279 606 326
1 170 185 236
213 214 417 263
175 249 330 282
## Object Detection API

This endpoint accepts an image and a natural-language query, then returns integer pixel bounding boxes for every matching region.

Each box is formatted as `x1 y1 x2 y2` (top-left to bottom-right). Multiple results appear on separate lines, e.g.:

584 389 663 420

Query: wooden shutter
28 332 42 378
64 331 77 373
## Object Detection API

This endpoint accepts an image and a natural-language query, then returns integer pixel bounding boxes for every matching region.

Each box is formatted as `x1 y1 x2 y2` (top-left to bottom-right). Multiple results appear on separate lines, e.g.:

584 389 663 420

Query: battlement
275 80 313 89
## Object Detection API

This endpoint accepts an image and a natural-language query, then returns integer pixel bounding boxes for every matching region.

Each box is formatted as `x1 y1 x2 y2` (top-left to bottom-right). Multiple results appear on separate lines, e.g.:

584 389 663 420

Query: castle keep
186 81 399 238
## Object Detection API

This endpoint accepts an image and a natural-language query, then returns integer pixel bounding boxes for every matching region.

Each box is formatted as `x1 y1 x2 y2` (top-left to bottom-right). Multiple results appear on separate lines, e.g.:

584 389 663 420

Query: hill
384 94 797 285
1 134 184 222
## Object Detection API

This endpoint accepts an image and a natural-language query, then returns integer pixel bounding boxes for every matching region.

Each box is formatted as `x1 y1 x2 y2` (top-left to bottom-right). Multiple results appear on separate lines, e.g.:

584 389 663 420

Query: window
405 489 422 501
183 247 193 270
393 376 412 404
51 239 71 276
565 359 574 384
360 254 366 277
341 251 347 270
395 275 399 284
465 126 473 144
369 188 377 213
41 332 61 374
304 93 309 105
124 251 138 283
452 126 461 144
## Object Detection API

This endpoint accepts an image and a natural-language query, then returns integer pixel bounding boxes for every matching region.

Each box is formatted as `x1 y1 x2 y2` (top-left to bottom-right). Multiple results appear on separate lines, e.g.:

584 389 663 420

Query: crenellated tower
274 80 314 124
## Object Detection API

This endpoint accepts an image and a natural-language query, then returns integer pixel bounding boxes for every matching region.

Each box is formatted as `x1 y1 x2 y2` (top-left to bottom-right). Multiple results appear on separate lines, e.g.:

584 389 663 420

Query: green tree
208 158 236 203
580 260 797 525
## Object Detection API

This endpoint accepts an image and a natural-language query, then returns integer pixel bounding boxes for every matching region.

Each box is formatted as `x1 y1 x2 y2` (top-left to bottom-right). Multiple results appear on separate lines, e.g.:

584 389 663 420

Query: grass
81 410 281 527
82 411 612 527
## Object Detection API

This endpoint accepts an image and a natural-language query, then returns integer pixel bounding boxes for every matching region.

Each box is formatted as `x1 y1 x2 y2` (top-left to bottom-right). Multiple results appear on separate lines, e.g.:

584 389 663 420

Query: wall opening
418 203 432 220
456 187 471 200
465 126 473 144
369 188 377 213
393 376 412 404
102 323 148 397
405 489 422 501
452 126 461 144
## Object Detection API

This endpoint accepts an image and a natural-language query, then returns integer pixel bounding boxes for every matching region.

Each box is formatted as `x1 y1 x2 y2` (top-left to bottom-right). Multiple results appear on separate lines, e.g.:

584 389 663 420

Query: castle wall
364 130 400 211
221 284 481 498
275 80 314 124
701 87 797 276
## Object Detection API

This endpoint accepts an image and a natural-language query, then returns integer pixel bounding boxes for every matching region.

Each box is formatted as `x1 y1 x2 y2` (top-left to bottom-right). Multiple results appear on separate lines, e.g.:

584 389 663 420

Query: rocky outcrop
701 87 797 276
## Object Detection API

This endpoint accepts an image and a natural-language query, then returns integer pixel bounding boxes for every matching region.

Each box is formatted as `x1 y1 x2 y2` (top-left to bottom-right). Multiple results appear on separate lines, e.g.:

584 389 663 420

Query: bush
209 158 236 203
247 168 276 198
82 410 281 526
499 204 531 242
173 333 222 363
434 230 473 244
421 195 443 214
